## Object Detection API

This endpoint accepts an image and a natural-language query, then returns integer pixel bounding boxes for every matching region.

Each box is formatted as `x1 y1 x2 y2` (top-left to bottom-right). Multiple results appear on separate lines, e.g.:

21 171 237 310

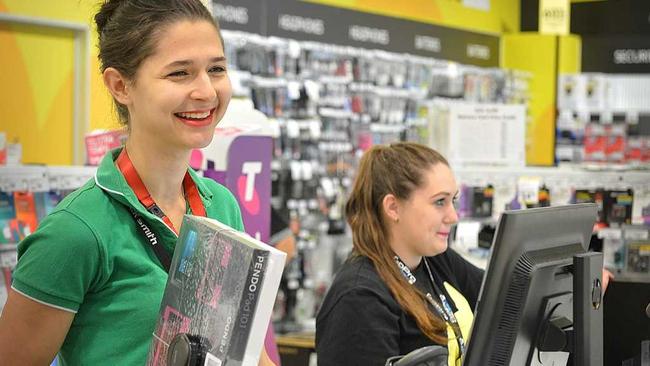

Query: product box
0 192 15 244
146 215 286 366
598 228 625 272
584 73 608 110
604 189 634 227
583 123 607 162
13 191 38 235
557 74 587 110
625 137 645 163
622 225 649 276
0 132 6 166
85 129 127 166
604 124 627 163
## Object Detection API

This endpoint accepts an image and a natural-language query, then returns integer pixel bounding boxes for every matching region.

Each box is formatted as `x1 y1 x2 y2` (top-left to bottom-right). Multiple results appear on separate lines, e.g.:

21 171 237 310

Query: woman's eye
168 70 188 77
435 199 446 207
209 65 226 73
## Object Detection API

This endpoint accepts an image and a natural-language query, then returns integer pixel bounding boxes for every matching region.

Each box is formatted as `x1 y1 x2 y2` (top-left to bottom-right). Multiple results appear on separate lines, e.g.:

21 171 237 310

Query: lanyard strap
394 255 466 356
129 208 171 272
115 148 206 234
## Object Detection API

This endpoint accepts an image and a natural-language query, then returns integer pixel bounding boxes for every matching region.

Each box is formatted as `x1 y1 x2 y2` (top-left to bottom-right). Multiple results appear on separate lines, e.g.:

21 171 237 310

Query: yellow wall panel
0 24 38 151
502 33 557 166
0 0 96 24
0 22 75 164
559 34 581 74
12 25 74 130
1 0 120 164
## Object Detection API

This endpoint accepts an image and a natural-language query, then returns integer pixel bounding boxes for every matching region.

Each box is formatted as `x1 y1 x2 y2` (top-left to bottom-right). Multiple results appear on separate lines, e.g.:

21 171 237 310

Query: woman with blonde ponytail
316 142 484 366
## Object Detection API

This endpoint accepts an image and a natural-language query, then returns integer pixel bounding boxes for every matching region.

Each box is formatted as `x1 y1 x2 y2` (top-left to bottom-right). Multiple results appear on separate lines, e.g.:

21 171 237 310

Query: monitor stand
537 252 603 366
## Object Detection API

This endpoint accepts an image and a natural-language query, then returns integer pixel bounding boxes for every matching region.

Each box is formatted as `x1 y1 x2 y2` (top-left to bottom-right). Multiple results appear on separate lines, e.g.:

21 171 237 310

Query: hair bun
94 0 127 36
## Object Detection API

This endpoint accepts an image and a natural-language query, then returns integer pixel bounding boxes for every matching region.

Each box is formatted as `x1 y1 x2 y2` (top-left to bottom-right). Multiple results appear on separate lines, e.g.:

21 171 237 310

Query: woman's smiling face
125 19 232 151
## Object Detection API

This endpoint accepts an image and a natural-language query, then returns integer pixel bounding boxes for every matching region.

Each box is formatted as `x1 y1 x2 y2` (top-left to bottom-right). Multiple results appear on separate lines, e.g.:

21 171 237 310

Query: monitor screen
463 203 601 366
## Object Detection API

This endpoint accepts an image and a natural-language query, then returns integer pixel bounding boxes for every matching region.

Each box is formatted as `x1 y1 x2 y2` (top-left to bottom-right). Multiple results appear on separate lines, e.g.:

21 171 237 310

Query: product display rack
219 28 531 334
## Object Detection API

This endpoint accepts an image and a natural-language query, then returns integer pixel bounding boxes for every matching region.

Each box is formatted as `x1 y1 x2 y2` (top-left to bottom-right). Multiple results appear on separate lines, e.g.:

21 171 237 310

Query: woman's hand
602 268 614 294
258 347 277 366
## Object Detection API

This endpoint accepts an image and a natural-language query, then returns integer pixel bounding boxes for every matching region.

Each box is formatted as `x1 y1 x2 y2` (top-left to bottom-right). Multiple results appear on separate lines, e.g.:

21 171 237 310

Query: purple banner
225 136 272 243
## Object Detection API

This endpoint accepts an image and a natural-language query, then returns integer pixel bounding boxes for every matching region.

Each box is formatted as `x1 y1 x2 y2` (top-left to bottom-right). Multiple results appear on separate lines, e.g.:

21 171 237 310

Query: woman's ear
382 194 400 224
102 67 130 105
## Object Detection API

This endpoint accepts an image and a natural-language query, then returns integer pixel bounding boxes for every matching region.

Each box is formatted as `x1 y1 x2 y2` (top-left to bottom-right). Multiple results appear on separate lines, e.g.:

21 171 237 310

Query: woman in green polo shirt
0 1 275 365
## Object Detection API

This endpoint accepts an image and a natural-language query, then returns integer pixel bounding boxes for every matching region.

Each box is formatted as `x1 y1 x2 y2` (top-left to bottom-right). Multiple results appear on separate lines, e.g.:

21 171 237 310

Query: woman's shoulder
323 256 398 305
48 178 116 226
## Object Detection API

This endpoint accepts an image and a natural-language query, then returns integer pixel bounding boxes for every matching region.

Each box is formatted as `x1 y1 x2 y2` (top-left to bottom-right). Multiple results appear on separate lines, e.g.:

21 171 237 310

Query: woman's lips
175 108 215 127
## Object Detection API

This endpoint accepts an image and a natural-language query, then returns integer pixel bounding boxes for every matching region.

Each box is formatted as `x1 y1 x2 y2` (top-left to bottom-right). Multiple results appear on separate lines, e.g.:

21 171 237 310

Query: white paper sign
448 103 526 167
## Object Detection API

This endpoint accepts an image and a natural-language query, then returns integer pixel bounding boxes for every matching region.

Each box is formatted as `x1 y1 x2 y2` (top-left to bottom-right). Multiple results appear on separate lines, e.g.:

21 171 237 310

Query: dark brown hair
95 0 222 124
345 142 450 344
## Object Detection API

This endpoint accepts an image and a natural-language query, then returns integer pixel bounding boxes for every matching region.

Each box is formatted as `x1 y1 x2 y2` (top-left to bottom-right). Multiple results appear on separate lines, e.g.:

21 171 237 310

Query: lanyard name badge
393 256 466 357
116 148 206 273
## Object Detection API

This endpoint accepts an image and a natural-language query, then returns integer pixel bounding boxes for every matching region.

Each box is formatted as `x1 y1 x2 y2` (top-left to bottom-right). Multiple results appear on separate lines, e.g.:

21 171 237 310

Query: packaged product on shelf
458 184 494 218
584 73 608 110
604 189 634 226
625 136 646 163
583 123 607 162
622 225 649 276
598 228 625 272
146 215 286 366
604 124 627 163
0 132 6 166
0 192 15 244
557 74 587 110
85 129 127 166
13 191 38 235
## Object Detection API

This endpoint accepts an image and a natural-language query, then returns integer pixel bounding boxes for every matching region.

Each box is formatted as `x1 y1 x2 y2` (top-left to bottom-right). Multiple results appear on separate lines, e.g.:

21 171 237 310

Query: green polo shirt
12 149 244 366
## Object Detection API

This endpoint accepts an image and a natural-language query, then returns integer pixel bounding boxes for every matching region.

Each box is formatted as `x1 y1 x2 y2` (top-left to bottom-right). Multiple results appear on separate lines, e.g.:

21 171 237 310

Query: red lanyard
116 148 206 235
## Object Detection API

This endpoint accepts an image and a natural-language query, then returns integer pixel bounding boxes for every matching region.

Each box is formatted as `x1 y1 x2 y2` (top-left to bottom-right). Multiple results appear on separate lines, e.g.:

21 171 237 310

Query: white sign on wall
539 0 570 35
463 0 490 11
448 103 526 167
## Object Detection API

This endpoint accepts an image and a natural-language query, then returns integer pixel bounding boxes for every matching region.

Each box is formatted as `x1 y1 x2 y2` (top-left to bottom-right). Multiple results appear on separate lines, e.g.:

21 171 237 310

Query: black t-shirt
315 248 484 366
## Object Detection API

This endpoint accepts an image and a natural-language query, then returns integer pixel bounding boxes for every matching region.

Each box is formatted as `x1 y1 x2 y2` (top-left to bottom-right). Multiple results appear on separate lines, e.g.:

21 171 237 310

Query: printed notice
448 103 526 167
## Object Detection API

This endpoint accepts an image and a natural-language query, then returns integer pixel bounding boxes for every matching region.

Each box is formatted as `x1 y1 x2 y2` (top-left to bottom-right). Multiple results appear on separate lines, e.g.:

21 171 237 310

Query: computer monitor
463 203 604 366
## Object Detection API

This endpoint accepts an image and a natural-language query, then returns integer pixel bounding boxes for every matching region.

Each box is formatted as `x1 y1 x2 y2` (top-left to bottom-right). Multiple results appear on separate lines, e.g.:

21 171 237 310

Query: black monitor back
463 204 598 366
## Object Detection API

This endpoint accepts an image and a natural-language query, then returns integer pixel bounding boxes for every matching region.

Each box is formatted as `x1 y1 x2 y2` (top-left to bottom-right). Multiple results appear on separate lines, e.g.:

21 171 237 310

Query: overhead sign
213 0 500 67
582 35 650 73
212 0 264 35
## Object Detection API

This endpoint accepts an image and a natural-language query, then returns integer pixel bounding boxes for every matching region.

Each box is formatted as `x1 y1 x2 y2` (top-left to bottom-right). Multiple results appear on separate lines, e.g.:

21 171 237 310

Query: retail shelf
453 165 650 191
0 165 96 192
